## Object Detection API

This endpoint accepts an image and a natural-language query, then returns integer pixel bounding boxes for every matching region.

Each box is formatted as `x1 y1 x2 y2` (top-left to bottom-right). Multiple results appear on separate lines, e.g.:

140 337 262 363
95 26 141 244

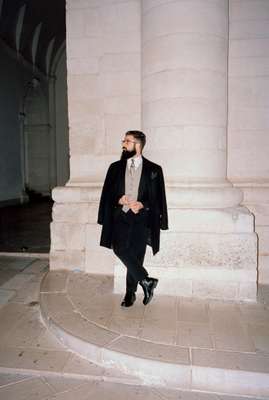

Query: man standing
98 131 168 307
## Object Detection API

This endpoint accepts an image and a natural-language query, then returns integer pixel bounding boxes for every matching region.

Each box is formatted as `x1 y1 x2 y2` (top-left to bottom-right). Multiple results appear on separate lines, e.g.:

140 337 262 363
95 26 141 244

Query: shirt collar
127 155 142 169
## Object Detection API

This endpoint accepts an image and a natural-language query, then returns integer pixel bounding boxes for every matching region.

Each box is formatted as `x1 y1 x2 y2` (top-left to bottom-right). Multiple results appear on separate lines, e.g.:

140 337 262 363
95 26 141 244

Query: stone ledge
51 185 244 209
39 271 269 397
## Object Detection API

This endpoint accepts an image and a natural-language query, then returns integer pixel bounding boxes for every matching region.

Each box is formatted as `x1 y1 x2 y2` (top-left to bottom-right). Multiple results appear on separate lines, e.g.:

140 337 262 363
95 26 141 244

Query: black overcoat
97 157 168 255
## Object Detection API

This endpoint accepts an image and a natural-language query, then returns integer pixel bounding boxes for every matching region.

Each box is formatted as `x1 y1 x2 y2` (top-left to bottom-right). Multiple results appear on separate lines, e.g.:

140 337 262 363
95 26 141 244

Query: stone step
40 270 269 399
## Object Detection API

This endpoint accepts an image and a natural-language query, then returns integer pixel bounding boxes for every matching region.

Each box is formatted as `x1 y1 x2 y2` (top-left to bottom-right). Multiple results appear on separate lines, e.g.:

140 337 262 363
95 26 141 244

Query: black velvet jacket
97 156 168 255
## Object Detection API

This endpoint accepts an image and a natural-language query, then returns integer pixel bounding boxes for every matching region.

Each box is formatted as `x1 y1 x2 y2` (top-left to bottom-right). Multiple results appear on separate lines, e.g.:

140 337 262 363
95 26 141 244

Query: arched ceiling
0 0 66 75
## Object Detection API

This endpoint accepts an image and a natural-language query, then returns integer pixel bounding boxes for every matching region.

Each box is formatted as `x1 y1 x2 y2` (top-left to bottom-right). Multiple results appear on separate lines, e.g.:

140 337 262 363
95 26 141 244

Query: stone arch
15 4 26 53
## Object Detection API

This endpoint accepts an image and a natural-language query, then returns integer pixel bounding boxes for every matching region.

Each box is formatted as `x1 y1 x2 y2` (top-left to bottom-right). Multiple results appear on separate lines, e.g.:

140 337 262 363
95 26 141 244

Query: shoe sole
121 295 136 307
143 279 158 305
121 301 135 307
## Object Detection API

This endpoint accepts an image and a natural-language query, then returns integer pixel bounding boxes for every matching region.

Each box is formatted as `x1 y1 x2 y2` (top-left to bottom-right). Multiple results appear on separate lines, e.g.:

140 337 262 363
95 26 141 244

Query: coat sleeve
159 166 168 230
97 164 113 225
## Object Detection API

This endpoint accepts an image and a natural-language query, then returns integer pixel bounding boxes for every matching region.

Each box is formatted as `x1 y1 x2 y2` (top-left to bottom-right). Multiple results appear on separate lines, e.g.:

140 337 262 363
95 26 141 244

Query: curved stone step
40 270 269 398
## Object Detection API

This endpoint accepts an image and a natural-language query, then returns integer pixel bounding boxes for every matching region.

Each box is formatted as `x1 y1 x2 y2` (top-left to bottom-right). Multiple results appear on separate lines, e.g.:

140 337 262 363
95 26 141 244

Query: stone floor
0 372 263 400
0 255 269 399
41 272 269 353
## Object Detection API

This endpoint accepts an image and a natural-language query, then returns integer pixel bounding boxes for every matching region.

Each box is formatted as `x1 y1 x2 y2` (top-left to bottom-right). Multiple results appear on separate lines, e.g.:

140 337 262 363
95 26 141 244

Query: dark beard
120 149 136 160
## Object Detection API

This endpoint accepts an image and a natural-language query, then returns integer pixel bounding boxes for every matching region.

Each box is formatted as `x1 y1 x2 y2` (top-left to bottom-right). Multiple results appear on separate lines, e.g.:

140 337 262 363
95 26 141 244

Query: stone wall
228 0 269 283
50 0 142 275
66 0 141 183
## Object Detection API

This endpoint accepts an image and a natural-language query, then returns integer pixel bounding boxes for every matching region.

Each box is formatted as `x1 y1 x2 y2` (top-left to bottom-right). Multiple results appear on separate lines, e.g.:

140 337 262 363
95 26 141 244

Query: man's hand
129 200 144 214
118 195 129 206
118 196 144 214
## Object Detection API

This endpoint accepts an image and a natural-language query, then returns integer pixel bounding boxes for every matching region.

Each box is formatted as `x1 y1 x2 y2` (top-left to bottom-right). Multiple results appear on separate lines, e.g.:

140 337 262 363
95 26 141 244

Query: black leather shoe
139 277 158 305
121 291 136 307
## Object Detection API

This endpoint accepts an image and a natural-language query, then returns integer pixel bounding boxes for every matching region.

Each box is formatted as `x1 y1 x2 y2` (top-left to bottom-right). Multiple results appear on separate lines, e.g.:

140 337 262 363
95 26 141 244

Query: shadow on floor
0 198 52 253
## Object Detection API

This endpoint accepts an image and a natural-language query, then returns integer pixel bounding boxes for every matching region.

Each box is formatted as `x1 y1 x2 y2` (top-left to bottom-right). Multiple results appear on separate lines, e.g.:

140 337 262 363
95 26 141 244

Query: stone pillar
115 0 258 300
50 0 142 274
142 0 240 203
228 0 269 284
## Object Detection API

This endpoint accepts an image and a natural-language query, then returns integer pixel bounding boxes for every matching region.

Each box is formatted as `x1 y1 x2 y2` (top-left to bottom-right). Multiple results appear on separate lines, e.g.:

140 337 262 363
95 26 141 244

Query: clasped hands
118 195 143 214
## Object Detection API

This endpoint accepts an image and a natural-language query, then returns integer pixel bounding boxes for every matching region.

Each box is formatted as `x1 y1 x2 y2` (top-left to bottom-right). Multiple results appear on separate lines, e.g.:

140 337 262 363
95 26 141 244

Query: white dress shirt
127 155 142 171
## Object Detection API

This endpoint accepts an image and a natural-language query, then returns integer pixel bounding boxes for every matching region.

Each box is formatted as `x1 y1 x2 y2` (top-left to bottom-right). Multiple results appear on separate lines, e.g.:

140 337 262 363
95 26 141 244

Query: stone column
228 0 269 284
50 0 142 274
142 0 241 206
115 0 257 300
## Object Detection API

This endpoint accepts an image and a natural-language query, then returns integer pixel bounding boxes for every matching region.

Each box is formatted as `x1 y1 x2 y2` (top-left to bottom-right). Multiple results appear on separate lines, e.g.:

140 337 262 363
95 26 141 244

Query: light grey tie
123 159 135 213
130 158 135 176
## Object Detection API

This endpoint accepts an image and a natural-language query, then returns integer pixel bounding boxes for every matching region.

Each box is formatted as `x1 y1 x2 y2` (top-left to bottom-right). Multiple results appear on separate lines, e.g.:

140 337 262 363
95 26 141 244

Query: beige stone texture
241 187 269 205
0 377 54 399
143 34 227 76
230 0 269 22
68 56 99 75
255 226 269 254
228 0 269 285
51 222 86 251
228 0 269 181
168 207 253 233
52 187 101 203
69 155 112 182
35 270 269 396
65 0 141 182
0 346 71 372
52 202 98 225
143 70 226 103
229 56 269 77
145 232 257 270
66 7 101 39
230 19 269 40
52 203 90 223
258 255 269 284
246 203 269 226
101 53 140 73
143 0 227 40
85 246 116 275
2 262 269 398
230 38 269 58
40 271 68 292
50 250 85 271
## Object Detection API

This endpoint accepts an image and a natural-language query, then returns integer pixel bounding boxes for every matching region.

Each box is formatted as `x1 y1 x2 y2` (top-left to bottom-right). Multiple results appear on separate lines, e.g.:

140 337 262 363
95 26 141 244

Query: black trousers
112 208 149 292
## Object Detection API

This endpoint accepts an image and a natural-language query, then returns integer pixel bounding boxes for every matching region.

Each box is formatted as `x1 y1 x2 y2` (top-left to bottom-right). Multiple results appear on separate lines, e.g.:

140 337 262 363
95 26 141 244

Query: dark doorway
0 0 67 255
0 196 52 253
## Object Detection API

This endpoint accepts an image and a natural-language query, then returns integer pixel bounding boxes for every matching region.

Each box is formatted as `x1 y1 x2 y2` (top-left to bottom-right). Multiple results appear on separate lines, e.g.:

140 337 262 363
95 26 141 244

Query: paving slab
1 257 269 399
39 271 269 398
0 372 266 400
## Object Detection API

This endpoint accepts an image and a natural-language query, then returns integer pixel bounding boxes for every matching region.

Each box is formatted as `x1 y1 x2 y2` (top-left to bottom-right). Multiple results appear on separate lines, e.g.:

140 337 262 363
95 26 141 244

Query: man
98 130 168 307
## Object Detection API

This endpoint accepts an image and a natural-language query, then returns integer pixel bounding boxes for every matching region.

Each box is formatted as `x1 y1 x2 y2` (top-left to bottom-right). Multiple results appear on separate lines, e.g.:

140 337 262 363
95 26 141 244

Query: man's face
122 135 137 152
121 135 138 160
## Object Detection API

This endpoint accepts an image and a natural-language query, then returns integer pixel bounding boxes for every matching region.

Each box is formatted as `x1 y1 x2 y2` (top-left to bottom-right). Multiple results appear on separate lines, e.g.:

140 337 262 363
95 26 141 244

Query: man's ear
136 142 141 153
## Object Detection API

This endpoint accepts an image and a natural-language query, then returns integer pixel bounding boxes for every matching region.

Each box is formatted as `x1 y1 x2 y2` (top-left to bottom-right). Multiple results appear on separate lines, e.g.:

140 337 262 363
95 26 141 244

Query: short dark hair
125 130 146 150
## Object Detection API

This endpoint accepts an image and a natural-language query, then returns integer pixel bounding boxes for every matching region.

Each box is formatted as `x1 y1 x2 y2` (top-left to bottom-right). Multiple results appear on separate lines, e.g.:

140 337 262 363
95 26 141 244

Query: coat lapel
138 157 149 200
117 159 126 196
